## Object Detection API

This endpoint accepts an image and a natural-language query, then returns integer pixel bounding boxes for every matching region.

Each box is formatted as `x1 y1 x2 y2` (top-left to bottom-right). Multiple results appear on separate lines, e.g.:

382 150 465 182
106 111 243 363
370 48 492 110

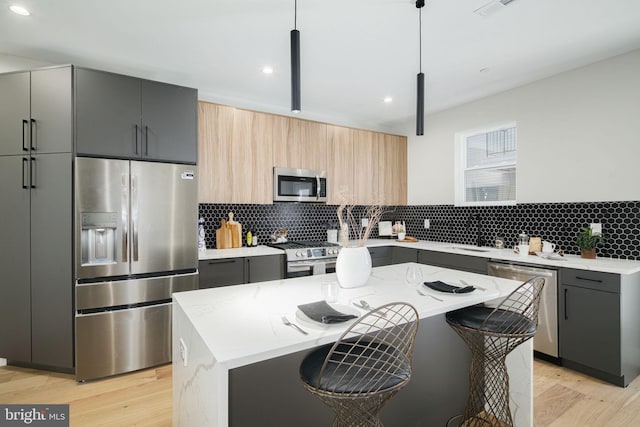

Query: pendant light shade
416 0 425 136
291 0 301 113
416 72 424 135
291 29 301 113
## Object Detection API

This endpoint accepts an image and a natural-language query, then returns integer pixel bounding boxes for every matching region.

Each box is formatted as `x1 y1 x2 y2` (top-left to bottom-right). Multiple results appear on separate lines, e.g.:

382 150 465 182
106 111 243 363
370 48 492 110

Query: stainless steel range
267 241 341 278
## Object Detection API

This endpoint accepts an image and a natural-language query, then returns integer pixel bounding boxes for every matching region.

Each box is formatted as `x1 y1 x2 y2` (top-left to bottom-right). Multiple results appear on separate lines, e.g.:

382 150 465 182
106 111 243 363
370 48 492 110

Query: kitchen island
173 263 531 426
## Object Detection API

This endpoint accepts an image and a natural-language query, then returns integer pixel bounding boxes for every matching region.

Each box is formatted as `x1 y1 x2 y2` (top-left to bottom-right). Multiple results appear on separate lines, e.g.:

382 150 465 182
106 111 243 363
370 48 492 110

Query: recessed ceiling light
262 66 274 75
9 5 31 16
383 97 393 103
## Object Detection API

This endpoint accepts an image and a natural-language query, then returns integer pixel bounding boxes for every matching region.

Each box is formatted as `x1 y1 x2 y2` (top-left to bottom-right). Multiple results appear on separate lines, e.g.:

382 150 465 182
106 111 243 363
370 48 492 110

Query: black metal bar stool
446 277 545 427
299 302 419 427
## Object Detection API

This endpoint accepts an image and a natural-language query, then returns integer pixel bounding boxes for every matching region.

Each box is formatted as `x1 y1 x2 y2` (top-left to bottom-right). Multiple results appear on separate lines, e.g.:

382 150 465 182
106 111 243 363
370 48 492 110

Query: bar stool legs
446 277 545 427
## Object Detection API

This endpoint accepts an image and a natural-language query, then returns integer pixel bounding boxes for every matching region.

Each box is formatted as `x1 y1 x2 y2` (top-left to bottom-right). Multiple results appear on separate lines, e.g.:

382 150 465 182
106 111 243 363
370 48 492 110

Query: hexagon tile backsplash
199 201 640 260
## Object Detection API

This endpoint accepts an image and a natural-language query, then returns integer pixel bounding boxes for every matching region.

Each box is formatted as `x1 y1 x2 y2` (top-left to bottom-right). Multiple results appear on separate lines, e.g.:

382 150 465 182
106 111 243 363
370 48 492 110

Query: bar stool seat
446 277 545 427
299 302 419 427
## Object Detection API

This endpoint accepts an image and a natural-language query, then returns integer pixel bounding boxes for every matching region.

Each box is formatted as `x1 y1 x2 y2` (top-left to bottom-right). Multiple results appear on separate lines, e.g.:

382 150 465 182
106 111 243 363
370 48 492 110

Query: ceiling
1 0 640 133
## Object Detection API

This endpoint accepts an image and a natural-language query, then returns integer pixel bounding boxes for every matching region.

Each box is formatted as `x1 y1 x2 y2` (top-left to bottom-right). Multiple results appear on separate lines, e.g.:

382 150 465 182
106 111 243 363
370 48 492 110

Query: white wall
404 49 640 205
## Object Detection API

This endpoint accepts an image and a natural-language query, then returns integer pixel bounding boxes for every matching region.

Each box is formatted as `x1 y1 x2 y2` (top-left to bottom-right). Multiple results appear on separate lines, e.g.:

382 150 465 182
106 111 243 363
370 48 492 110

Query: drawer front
198 258 245 288
368 246 392 267
561 268 620 293
419 250 487 274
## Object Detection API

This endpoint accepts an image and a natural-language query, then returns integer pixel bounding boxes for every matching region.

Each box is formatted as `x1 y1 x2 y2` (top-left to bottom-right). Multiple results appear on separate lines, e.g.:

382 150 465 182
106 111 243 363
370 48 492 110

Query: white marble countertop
198 239 640 275
363 239 640 275
198 245 284 260
173 263 522 370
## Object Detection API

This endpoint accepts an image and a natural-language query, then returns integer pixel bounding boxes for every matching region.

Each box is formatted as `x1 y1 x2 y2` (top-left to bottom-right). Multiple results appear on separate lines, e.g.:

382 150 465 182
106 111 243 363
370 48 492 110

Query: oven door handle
288 260 336 271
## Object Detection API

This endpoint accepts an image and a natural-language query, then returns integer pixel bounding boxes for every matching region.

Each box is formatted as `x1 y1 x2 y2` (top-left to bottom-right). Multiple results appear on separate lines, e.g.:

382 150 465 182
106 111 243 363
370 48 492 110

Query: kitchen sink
448 245 493 253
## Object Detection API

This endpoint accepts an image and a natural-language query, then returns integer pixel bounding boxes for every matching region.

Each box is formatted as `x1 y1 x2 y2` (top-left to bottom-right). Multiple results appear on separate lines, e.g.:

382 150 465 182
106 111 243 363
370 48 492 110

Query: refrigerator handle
122 174 129 262
132 175 139 262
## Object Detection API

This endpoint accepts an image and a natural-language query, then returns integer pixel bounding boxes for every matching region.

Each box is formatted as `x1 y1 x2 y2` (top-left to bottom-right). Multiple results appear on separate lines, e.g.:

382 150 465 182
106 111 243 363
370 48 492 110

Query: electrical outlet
424 219 430 229
361 218 369 228
179 338 188 367
590 223 602 235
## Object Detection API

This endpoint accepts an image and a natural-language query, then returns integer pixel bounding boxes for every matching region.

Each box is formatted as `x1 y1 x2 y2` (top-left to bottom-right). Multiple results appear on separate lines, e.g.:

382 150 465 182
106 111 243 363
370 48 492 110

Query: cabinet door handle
30 118 36 151
30 157 36 188
144 125 149 155
134 124 139 154
22 157 28 189
564 288 568 320
575 276 603 283
22 119 29 151
208 259 238 265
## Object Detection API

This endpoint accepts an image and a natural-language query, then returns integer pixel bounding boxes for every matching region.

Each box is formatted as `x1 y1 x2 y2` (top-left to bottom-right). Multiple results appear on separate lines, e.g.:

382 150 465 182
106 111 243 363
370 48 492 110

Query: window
455 123 516 206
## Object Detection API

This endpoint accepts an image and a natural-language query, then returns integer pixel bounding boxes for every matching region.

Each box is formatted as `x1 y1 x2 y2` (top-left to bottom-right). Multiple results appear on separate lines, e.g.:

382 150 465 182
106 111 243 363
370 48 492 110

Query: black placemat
297 300 358 324
424 281 475 294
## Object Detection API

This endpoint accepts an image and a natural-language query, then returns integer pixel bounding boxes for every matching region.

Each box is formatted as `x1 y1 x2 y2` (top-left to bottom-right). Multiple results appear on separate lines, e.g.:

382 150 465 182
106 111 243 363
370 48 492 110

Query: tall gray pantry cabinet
0 66 73 369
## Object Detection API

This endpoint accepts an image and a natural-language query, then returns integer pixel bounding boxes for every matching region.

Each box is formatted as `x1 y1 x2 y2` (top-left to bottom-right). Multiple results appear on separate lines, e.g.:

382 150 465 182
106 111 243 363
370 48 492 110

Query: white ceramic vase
335 246 372 288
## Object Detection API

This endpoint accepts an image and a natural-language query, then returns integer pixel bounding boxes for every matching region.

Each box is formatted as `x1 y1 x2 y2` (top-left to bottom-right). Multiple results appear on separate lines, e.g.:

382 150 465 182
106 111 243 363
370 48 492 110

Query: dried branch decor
336 190 388 247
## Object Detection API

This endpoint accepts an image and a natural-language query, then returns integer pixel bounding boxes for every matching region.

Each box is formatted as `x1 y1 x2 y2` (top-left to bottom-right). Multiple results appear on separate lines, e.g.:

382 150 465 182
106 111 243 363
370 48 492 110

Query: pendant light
416 0 425 135
291 0 301 113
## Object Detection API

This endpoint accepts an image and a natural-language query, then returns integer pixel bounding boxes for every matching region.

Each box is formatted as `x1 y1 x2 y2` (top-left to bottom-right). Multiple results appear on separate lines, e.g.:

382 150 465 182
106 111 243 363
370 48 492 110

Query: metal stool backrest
316 302 419 395
480 276 545 335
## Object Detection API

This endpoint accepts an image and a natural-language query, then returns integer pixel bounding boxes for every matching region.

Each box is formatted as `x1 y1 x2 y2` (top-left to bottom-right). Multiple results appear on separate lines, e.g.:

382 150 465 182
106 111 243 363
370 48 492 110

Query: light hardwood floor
2 360 640 426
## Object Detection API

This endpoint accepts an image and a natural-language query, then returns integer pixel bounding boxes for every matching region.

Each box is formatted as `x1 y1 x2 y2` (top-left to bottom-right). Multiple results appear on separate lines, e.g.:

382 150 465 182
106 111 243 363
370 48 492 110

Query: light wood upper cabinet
272 116 327 171
352 129 381 205
379 134 407 205
198 102 233 203
231 109 273 203
198 101 406 205
198 102 273 203
327 125 353 204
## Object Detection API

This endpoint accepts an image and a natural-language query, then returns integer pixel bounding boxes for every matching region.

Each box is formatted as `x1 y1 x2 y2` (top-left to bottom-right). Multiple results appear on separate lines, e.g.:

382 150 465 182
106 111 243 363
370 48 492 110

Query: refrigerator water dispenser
81 212 117 265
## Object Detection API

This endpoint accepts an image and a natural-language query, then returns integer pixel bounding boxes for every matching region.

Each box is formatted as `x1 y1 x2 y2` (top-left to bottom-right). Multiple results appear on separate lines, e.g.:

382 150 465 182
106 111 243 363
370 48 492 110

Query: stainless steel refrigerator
74 157 198 381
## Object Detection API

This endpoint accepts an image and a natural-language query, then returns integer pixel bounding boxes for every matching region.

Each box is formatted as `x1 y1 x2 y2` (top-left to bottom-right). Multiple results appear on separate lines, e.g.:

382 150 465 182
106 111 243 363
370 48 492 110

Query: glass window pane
466 127 516 167
464 167 516 202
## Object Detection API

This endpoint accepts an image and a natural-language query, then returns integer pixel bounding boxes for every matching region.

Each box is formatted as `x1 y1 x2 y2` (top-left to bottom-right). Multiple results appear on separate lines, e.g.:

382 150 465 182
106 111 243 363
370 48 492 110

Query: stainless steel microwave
273 167 327 203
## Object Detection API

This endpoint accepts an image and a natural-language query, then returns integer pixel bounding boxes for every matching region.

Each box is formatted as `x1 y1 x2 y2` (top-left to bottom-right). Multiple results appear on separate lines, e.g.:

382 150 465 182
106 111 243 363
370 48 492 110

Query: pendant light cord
294 0 297 30
419 3 422 73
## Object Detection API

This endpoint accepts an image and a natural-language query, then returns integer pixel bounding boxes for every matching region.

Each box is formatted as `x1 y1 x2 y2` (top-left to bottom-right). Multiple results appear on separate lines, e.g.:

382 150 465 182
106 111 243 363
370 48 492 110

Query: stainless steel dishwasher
487 261 558 358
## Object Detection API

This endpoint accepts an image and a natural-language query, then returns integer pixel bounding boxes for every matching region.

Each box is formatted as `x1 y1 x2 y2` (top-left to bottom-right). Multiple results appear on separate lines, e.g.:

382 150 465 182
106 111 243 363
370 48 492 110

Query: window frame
454 122 517 207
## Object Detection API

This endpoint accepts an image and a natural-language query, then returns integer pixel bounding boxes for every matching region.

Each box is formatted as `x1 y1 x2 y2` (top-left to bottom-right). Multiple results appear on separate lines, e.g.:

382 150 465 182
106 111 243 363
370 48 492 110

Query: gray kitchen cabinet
0 156 31 362
0 66 73 370
199 258 245 288
558 268 640 386
199 255 285 288
246 255 285 283
391 246 418 264
368 246 392 267
0 67 72 156
418 249 487 274
75 68 197 163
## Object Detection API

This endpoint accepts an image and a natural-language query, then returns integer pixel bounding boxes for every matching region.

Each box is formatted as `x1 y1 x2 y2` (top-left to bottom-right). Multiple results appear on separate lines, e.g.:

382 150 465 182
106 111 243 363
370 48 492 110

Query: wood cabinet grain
198 103 273 203
327 125 353 204
379 134 407 205
273 116 326 171
197 102 406 205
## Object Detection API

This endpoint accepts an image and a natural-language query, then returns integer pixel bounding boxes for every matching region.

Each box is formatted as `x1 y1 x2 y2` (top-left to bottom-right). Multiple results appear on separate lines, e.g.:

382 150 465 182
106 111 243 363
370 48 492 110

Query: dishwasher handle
488 262 556 278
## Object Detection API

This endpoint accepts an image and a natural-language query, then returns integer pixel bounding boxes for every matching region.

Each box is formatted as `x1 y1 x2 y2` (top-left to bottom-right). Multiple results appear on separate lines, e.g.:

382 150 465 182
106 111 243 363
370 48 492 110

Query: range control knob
296 251 302 257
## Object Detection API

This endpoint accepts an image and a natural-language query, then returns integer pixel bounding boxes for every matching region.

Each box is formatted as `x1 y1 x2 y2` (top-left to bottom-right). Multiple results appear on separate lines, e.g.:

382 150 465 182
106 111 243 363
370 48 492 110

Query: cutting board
227 212 242 248
215 219 232 249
